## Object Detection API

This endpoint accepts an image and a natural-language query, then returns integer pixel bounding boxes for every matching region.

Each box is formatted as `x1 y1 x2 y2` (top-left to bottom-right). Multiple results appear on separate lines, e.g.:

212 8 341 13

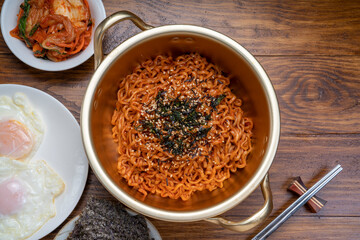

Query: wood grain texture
0 0 359 239
100 0 360 56
150 216 360 240
257 56 360 135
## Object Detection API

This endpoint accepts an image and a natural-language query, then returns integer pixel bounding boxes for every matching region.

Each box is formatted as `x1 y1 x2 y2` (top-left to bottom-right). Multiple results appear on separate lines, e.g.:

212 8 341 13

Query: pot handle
205 174 273 232
94 11 154 69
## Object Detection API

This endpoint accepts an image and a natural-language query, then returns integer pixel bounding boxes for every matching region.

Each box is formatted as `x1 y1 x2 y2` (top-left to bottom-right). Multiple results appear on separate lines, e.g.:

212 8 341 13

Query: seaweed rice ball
67 198 151 240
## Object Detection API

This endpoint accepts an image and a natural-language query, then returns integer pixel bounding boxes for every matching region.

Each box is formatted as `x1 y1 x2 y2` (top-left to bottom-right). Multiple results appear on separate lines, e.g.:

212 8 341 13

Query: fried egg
0 93 44 162
0 157 65 240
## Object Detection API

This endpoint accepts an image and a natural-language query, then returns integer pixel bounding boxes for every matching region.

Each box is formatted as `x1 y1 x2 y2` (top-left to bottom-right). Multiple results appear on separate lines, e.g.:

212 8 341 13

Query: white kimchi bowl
1 0 106 71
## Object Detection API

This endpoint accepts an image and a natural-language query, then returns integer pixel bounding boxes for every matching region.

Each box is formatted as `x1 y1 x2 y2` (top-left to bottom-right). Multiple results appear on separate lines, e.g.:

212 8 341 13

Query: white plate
54 209 162 240
0 84 89 240
0 0 106 71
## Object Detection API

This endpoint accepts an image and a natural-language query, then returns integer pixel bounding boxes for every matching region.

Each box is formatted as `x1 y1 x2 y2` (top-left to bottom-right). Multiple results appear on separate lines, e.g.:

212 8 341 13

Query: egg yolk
0 120 34 160
0 178 26 215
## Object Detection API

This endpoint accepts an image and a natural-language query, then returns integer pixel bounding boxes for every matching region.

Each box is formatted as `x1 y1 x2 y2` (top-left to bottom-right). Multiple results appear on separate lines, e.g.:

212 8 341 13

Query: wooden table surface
1 0 359 239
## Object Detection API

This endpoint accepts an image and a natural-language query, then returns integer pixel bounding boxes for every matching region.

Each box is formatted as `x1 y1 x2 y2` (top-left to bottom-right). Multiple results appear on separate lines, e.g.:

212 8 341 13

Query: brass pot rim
81 24 280 222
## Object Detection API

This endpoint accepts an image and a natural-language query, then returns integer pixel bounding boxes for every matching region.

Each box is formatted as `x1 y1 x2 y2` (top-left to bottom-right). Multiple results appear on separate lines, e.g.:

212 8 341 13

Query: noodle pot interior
82 25 280 222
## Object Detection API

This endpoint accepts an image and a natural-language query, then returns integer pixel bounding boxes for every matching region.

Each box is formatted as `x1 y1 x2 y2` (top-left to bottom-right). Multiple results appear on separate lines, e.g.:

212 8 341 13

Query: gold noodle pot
81 11 280 232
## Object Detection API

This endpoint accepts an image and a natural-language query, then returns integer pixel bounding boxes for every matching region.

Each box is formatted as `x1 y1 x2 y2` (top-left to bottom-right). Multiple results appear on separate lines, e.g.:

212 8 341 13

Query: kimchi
10 0 93 62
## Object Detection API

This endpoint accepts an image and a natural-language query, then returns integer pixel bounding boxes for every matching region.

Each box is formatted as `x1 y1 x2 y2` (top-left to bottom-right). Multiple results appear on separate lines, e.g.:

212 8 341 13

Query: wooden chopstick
252 164 343 240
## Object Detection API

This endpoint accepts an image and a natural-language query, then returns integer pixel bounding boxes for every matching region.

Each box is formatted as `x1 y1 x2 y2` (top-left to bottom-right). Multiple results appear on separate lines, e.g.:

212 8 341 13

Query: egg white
0 157 65 240
0 93 44 161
